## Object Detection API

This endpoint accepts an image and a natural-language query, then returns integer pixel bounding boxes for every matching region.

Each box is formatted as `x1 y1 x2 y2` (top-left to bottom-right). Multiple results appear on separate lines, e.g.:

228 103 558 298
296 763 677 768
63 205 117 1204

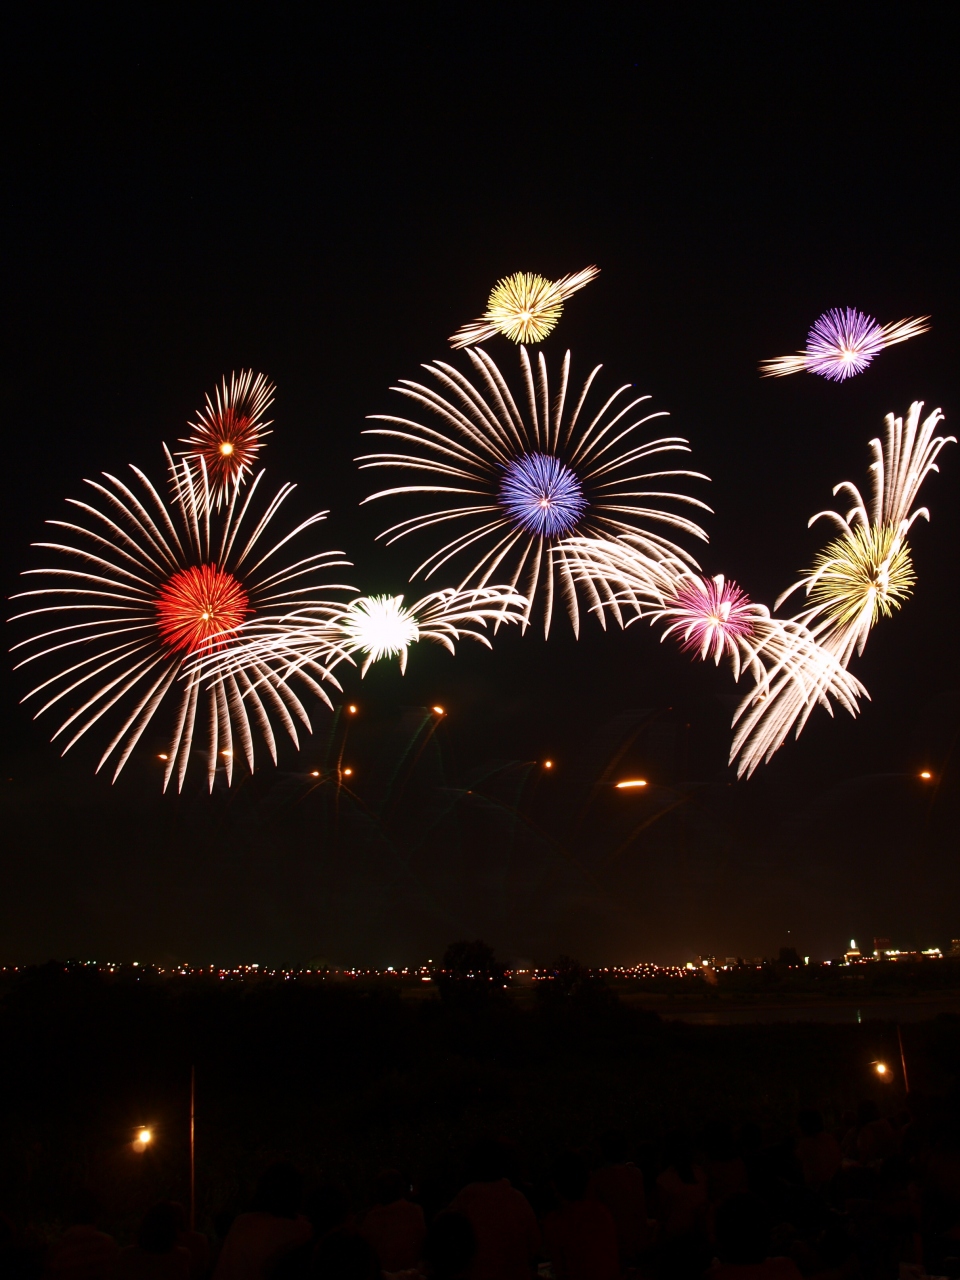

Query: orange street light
872 1061 891 1080
919 770 933 780
310 771 320 777
432 705 445 716
347 704 358 714
543 760 553 769
158 753 168 760
616 779 648 789
132 1127 153 1152
342 767 353 777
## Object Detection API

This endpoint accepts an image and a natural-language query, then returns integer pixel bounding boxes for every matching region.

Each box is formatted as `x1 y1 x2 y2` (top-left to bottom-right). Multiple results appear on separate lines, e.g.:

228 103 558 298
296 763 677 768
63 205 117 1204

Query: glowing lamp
432 706 445 715
919 770 932 780
158 753 168 760
543 760 553 769
133 1127 153 1151
343 767 353 777
347 705 358 714
310 770 320 777
873 1061 891 1079
616 779 648 789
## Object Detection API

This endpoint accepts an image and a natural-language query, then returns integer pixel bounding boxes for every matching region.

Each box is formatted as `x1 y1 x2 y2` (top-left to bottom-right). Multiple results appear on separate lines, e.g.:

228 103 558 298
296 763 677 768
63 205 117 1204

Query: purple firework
499 452 588 537
805 308 885 381
662 574 756 664
760 309 930 380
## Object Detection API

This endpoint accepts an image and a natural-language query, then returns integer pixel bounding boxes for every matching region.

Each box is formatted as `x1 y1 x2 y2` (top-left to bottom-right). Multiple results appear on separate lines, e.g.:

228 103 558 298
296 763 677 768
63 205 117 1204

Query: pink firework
661 574 756 664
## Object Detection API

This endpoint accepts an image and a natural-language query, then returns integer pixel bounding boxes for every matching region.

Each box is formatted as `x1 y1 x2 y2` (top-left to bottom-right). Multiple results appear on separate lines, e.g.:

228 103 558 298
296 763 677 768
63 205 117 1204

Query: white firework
197 585 528 681
358 346 710 637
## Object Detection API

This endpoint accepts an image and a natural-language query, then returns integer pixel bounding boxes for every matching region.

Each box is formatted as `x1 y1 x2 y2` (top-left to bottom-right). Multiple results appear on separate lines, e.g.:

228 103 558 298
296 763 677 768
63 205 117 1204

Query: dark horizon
2 8 958 967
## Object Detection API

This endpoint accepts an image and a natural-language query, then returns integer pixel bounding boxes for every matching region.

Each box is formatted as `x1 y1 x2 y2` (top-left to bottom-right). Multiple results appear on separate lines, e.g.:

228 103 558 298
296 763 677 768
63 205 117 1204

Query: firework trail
197 585 528 680
177 370 275 507
358 346 710 636
760 308 929 381
10 449 354 791
449 267 600 348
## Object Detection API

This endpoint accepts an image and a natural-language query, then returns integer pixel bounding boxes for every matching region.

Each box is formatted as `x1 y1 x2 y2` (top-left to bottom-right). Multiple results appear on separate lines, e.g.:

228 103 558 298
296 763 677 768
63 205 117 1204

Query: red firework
156 564 251 654
178 370 274 505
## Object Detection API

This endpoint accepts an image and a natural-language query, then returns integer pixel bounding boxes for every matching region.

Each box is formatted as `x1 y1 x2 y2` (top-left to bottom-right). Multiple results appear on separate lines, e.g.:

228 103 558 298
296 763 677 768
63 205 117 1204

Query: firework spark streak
9 450 354 791
760 309 930 381
359 347 711 636
449 267 600 348
177 370 275 506
197 586 528 680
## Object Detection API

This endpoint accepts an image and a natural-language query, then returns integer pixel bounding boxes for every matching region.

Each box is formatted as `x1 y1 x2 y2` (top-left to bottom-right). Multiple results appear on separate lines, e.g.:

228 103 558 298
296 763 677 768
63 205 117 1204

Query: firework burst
779 400 953 663
449 267 600 348
177 370 274 506
658 574 758 664
202 586 528 680
732 401 952 775
359 347 710 636
760 308 930 381
9 449 354 791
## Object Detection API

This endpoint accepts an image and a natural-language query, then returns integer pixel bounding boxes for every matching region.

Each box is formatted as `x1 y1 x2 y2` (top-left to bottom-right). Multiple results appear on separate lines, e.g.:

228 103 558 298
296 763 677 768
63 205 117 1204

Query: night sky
2 7 958 967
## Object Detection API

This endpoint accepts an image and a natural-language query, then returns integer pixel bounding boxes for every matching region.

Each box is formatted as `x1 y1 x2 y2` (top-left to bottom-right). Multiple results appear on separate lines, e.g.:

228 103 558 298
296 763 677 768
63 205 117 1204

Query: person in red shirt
543 1152 619 1280
213 1163 311 1280
795 1110 842 1190
44 1190 119 1280
449 1140 540 1280
359 1169 426 1273
588 1129 655 1266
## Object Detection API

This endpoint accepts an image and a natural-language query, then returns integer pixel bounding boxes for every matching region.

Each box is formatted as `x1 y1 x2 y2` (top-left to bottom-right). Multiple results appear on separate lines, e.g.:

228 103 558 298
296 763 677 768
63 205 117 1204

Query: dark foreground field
3 963 960 1243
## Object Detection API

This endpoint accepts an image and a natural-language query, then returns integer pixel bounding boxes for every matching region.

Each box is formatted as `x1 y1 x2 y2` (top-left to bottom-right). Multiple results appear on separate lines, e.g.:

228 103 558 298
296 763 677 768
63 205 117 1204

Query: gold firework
807 522 915 629
449 266 599 348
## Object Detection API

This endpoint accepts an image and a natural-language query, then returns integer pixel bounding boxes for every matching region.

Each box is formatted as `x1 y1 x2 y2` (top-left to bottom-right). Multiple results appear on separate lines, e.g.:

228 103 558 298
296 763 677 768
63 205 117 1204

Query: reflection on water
665 999 960 1025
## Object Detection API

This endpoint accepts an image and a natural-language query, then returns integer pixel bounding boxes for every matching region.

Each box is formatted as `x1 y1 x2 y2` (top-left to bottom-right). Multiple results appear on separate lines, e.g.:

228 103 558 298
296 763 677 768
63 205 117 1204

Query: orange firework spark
156 564 251 653
178 370 274 506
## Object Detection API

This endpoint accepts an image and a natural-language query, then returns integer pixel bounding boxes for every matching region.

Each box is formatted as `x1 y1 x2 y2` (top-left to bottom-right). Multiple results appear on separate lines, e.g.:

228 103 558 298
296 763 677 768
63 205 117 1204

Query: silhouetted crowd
4 1101 960 1280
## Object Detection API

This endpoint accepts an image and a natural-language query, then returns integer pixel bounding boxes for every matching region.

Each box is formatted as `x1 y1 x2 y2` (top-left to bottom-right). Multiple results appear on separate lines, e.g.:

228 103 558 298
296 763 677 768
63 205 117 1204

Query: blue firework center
498 452 588 537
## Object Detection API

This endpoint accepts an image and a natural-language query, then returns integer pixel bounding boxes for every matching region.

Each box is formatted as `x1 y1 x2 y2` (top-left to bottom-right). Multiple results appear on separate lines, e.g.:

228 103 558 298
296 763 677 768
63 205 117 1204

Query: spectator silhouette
213 1164 311 1280
358 1170 425 1273
588 1129 654 1265
310 1229 379 1280
2 1211 41 1280
422 1212 476 1280
115 1204 191 1280
655 1132 707 1239
543 1152 618 1280
850 1100 897 1165
166 1204 209 1280
795 1109 842 1190
273 1182 354 1280
44 1189 118 1280
703 1122 749 1206
449 1139 539 1280
711 1193 803 1280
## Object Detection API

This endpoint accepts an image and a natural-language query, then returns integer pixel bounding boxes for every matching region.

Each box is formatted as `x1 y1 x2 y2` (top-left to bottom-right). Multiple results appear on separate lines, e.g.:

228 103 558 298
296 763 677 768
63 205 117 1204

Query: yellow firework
450 266 599 348
807 522 915 629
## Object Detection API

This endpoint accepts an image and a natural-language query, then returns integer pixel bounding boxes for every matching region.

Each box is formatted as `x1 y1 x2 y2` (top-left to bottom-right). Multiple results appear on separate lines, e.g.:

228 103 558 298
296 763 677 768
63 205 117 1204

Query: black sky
2 5 958 966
